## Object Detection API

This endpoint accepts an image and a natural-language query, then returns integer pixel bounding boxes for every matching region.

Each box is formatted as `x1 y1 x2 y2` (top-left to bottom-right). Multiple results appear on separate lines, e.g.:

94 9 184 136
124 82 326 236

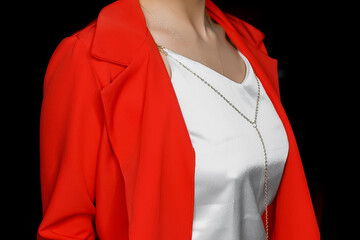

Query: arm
38 35 102 240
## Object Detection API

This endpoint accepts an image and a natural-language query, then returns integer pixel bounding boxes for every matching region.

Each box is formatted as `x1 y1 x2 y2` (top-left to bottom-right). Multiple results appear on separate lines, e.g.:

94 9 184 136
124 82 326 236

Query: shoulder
47 21 97 76
48 18 125 89
49 20 97 67
223 12 267 52
68 20 98 51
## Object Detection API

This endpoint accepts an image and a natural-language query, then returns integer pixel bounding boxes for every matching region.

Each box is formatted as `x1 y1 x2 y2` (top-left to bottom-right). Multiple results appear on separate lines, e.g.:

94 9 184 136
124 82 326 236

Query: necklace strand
157 44 269 240
139 3 183 40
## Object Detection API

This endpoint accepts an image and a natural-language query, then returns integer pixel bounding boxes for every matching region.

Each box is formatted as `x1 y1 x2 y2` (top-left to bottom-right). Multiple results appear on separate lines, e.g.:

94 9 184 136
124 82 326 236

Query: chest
165 49 289 239
166 46 289 203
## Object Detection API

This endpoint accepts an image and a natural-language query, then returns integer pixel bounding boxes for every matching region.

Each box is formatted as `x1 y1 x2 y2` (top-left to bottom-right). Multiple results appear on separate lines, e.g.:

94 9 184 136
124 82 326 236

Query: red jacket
38 0 320 239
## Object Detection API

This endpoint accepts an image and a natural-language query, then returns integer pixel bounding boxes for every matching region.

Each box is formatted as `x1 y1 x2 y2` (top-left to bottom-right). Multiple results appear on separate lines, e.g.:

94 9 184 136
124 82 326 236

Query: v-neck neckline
160 45 250 87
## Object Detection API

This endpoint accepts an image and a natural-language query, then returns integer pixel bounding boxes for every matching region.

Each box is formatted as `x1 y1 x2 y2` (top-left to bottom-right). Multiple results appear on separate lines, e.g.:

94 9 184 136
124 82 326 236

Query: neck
139 0 213 40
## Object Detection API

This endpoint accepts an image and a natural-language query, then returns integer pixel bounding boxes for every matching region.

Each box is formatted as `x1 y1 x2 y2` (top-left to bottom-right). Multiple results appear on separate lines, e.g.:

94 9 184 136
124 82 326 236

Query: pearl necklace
157 44 270 240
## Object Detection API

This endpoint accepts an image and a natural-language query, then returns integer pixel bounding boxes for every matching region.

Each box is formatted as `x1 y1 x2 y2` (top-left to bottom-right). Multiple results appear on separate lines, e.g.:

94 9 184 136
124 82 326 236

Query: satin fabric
164 47 289 240
37 0 320 239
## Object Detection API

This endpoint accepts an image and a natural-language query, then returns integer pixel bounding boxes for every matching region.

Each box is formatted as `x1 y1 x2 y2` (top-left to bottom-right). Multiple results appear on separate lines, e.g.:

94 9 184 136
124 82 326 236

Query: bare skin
139 0 247 84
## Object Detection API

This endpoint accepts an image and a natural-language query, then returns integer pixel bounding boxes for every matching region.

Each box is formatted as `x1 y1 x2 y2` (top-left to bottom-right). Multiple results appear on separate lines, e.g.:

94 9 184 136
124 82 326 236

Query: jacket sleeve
37 35 103 240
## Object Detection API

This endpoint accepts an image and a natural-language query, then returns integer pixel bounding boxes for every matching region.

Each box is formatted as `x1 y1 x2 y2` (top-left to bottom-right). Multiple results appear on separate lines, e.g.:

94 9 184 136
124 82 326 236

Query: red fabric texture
38 0 320 239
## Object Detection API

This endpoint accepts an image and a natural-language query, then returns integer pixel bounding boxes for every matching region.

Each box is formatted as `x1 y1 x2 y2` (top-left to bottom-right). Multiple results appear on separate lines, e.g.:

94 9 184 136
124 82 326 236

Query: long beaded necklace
158 44 270 240
140 1 270 239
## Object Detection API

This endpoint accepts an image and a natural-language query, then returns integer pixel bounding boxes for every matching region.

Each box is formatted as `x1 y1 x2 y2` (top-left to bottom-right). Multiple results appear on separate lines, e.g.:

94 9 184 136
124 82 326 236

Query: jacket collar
91 0 240 66
93 1 320 238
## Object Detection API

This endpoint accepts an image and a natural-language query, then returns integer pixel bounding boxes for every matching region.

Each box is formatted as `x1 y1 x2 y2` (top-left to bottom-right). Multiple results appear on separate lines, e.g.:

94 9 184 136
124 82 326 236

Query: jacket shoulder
49 18 126 89
69 20 98 49
224 12 266 52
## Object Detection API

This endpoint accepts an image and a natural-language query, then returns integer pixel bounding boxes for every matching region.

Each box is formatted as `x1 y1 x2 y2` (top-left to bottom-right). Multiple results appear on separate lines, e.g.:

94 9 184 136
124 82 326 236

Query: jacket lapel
97 1 196 238
94 0 318 239
91 0 147 65
100 32 197 238
207 3 319 238
213 7 319 238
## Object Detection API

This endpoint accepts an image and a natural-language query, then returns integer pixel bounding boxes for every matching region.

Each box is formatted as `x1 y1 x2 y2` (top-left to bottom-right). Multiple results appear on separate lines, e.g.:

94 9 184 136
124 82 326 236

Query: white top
162 46 289 240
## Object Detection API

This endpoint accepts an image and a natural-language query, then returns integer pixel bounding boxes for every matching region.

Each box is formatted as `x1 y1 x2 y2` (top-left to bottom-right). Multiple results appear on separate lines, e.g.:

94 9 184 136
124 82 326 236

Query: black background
4 0 356 239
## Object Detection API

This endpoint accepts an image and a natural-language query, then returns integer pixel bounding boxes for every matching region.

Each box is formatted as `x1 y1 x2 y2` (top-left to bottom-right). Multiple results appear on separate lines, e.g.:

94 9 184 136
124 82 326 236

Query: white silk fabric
163 46 289 240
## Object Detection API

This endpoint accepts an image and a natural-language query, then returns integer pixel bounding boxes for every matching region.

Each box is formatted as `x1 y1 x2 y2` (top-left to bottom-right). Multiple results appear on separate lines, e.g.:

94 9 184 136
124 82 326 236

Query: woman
37 0 320 239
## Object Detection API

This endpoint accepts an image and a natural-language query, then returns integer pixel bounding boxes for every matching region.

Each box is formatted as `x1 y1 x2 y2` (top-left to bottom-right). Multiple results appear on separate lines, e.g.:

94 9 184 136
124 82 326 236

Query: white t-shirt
162 46 289 240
